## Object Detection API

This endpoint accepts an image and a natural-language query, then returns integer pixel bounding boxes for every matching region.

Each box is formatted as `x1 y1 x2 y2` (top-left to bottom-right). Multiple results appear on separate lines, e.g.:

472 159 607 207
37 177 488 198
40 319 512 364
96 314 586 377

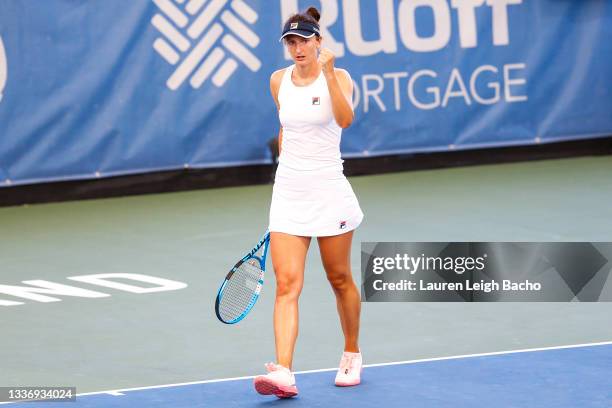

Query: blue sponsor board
0 1 611 186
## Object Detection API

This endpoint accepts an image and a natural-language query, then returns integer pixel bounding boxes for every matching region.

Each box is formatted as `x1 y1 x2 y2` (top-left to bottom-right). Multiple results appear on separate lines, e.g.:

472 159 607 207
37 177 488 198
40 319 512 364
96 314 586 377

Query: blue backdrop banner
0 0 611 186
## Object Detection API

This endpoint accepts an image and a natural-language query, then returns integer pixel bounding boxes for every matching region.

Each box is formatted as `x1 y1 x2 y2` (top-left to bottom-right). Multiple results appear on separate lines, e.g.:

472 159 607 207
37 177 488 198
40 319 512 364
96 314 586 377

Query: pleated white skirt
268 164 364 237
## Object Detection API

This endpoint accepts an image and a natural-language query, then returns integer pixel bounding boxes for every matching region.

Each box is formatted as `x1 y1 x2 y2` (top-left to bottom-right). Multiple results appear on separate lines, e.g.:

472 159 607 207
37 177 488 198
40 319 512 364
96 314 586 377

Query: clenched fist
318 47 335 74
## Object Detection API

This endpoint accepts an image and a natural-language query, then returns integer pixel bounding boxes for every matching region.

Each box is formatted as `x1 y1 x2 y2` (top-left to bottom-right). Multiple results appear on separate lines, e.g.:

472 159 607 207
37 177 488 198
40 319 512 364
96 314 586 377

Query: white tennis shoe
335 350 363 386
254 362 298 398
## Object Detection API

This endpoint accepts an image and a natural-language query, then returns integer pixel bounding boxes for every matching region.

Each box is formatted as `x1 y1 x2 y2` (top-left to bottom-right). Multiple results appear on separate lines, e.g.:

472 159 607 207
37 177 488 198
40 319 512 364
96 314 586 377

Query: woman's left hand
318 47 335 74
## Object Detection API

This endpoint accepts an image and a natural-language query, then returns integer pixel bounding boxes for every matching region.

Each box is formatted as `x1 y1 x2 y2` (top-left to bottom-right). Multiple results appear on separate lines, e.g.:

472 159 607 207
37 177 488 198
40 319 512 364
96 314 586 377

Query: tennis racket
215 230 270 324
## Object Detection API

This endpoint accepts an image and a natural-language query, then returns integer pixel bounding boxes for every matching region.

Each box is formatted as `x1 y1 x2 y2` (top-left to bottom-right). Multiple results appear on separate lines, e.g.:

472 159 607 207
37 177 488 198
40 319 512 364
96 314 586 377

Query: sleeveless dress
268 64 364 237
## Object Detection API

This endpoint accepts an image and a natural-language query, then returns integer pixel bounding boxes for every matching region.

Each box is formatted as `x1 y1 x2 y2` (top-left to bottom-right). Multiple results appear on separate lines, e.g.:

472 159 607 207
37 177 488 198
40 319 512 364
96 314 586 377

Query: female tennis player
253 6 364 398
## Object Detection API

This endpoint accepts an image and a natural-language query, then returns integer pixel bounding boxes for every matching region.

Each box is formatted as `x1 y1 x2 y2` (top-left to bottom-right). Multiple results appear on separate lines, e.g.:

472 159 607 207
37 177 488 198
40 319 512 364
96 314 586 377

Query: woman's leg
317 231 360 352
270 232 311 369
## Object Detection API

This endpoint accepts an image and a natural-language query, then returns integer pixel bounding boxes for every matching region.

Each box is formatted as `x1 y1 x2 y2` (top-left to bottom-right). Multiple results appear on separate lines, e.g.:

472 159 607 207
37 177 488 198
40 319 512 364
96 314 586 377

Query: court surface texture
2 156 611 407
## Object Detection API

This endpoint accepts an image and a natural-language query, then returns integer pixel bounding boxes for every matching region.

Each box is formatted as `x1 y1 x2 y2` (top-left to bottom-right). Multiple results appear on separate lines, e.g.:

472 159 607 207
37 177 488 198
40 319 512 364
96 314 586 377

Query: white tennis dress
268 64 364 237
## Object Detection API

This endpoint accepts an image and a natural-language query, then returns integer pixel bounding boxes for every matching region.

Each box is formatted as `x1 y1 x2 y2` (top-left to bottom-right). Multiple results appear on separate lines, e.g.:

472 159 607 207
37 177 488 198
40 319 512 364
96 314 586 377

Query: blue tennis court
5 343 610 407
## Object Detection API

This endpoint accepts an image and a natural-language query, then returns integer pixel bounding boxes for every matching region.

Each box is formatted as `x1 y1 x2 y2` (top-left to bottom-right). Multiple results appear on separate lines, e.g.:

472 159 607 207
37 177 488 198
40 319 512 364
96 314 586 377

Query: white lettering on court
0 274 188 306
68 273 188 294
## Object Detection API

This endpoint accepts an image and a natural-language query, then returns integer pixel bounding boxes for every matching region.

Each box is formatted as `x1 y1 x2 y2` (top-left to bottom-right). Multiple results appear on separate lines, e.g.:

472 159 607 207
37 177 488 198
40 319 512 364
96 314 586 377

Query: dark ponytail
305 7 320 23
284 6 321 30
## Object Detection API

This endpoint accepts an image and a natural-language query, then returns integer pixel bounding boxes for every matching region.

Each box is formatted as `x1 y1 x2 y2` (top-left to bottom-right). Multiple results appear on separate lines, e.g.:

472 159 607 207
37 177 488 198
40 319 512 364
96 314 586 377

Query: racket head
215 231 270 324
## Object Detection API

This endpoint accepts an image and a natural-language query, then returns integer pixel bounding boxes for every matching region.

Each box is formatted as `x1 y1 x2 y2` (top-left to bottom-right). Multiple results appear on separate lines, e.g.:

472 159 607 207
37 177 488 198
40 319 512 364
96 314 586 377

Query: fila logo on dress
312 96 320 105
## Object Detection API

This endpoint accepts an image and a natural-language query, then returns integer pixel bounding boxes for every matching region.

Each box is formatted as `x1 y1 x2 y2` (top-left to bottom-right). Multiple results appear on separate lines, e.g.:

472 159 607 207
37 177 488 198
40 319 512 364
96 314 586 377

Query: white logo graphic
151 0 261 90
0 36 7 103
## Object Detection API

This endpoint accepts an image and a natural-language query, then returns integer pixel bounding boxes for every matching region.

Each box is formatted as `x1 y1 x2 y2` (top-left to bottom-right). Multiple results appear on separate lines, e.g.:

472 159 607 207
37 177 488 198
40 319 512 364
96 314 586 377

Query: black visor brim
279 30 317 42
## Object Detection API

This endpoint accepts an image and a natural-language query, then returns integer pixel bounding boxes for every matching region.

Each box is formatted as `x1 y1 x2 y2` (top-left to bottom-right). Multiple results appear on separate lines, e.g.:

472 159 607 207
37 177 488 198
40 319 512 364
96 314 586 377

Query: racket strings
218 258 263 322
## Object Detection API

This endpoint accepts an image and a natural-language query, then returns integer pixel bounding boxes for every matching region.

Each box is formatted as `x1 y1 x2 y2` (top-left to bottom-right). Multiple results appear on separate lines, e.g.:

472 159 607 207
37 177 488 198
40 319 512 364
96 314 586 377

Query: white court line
0 341 610 405
71 340 612 399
